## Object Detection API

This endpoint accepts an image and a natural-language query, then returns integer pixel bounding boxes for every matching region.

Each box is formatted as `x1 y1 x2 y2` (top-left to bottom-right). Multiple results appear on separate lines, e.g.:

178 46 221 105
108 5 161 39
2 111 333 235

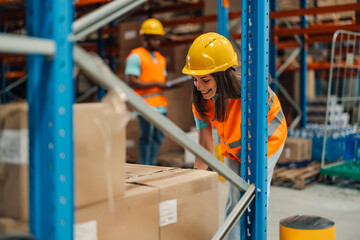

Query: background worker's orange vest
129 47 167 108
193 87 287 162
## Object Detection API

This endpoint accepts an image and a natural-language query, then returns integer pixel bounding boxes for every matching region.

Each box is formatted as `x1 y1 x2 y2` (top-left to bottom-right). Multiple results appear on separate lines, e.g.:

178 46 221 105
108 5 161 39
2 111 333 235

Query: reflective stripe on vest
128 47 167 108
228 139 241 149
222 138 242 160
268 88 274 111
269 107 284 137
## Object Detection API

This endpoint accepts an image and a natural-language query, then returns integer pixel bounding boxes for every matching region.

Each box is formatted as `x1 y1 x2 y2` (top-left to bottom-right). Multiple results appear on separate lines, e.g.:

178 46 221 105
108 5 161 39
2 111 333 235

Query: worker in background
182 32 287 239
125 18 175 165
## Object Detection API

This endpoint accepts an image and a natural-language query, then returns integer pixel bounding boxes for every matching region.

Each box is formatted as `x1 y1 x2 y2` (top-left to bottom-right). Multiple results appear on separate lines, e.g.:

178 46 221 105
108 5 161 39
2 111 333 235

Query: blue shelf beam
26 0 74 239
97 25 106 100
299 0 308 127
108 21 116 72
315 70 322 97
241 0 269 240
1 60 5 103
1 22 6 103
269 0 278 93
217 0 229 38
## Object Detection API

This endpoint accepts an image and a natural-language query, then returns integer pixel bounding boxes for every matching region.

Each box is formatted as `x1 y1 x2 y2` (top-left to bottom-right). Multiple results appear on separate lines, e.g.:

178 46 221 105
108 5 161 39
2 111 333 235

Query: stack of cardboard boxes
0 100 126 237
277 137 313 168
0 91 219 239
75 164 218 240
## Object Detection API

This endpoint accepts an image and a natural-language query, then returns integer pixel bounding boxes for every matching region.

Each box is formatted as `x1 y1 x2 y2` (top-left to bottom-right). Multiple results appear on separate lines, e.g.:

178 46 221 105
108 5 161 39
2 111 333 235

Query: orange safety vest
128 47 167 108
193 87 287 162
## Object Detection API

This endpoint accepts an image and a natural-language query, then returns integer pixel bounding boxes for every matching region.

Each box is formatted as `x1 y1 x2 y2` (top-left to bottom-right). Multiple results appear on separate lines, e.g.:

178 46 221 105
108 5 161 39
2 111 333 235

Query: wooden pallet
272 162 321 189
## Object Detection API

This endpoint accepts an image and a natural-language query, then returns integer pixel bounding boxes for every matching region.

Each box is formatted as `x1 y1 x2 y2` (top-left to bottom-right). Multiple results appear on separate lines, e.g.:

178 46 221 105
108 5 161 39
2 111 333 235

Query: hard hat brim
182 59 238 76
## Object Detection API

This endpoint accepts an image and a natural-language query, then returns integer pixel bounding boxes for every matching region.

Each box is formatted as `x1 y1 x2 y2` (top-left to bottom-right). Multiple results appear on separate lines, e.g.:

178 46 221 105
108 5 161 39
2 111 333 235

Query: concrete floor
218 180 360 240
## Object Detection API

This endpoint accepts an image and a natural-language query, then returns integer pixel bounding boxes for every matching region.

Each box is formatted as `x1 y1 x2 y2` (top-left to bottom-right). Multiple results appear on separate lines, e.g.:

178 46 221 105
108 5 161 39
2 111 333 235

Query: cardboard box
118 21 142 50
118 21 143 72
0 218 28 234
160 44 190 73
125 164 175 179
2 165 218 240
0 103 29 220
278 138 312 164
125 164 219 240
0 98 127 220
76 183 159 240
0 164 28 221
0 184 158 240
74 102 126 207
125 113 140 161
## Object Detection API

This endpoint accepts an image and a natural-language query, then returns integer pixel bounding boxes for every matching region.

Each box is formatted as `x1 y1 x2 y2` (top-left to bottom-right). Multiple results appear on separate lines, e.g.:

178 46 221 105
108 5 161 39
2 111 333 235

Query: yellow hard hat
139 18 165 36
182 32 238 75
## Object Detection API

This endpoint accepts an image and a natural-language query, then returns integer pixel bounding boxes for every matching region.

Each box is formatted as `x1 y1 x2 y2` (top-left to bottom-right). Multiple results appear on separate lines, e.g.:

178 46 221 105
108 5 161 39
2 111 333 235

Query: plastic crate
320 161 360 180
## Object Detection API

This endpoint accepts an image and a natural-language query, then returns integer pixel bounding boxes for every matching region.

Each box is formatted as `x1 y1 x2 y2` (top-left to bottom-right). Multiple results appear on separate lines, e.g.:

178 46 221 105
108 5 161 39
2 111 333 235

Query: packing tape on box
94 87 130 212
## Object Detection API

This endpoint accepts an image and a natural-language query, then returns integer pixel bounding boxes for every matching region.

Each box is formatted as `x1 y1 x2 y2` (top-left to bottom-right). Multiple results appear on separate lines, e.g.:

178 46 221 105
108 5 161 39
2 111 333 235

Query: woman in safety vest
182 32 287 239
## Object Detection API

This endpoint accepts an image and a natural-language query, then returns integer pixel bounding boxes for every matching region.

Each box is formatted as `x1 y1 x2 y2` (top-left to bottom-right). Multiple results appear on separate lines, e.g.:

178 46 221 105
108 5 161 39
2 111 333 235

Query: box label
159 199 177 227
126 139 135 148
124 30 137 40
74 220 97 240
0 129 28 164
284 148 291 159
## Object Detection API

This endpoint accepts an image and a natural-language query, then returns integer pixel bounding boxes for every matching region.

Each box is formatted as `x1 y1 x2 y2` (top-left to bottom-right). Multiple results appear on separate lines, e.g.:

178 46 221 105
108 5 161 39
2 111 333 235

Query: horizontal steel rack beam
73 0 146 40
0 33 55 56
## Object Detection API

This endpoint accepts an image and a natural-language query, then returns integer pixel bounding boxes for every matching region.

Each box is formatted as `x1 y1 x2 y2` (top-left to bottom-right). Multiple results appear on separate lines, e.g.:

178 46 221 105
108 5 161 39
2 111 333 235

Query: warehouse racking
0 0 267 239
0 0 268 239
0 0 359 239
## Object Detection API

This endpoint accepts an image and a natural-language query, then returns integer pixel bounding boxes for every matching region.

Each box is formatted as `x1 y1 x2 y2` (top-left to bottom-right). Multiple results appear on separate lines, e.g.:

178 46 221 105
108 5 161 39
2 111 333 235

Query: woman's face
193 74 217 99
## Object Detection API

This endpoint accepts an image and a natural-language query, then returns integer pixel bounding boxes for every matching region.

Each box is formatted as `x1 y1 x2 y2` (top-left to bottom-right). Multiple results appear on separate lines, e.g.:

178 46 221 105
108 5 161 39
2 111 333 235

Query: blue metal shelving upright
299 0 308 128
26 0 74 239
96 2 106 101
217 0 269 238
218 0 229 38
0 23 6 103
241 0 269 239
1 60 5 103
269 0 278 93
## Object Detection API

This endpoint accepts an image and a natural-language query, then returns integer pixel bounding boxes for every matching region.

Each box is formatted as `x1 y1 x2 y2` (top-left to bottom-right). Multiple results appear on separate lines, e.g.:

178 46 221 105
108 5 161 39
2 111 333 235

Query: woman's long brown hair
192 66 241 122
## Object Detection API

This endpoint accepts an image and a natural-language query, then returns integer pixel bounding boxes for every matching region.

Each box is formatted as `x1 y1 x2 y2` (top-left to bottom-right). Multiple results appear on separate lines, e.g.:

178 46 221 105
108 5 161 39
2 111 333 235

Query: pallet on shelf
272 162 321 189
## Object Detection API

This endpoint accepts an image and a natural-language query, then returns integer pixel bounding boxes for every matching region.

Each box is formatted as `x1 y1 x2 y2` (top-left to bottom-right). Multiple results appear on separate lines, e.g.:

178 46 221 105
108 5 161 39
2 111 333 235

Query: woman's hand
194 159 208 170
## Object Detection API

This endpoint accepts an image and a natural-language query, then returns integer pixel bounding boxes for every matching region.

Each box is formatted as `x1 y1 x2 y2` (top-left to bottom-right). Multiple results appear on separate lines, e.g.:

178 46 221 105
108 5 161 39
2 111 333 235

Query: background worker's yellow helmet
182 32 238 75
139 18 165 36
